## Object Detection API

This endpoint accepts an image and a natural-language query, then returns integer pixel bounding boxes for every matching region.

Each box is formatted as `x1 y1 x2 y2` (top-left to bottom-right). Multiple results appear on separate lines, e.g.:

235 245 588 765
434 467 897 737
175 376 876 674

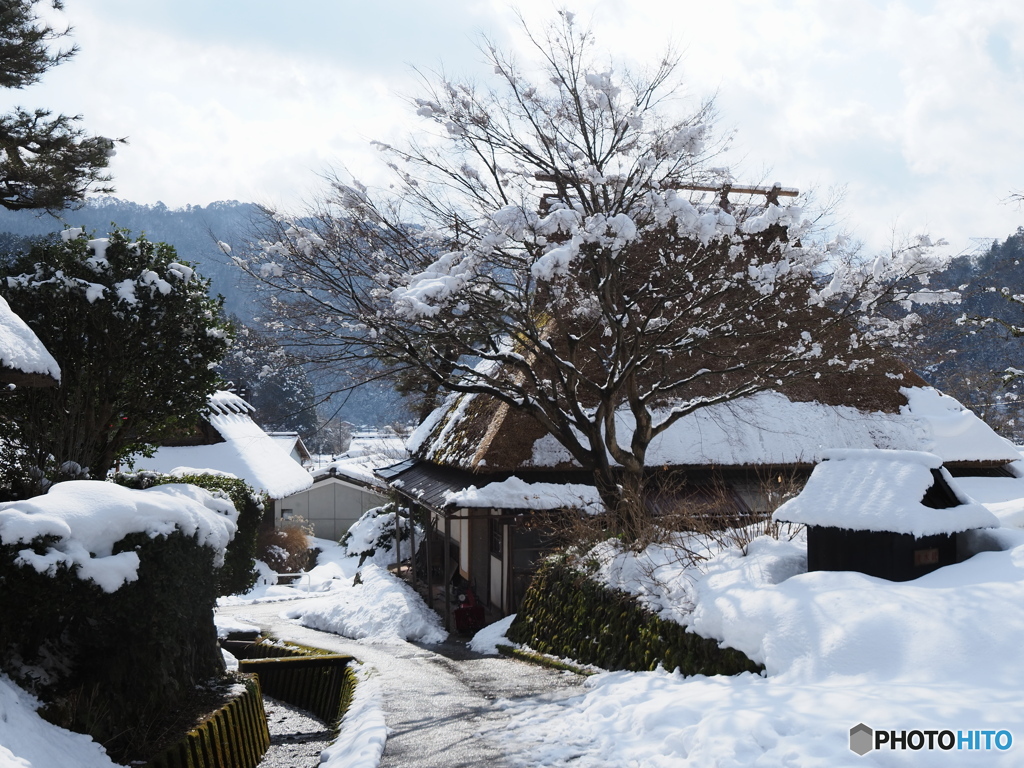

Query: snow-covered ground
9 469 1024 766
494 477 1024 767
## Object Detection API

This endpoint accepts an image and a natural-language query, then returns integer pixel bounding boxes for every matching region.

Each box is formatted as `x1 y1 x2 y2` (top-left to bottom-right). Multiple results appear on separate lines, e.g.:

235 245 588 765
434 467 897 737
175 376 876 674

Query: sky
5 0 1024 255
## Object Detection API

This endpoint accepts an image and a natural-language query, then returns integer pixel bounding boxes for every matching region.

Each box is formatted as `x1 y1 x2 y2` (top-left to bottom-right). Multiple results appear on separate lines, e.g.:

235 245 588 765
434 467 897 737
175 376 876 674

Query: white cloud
2 0 1023 253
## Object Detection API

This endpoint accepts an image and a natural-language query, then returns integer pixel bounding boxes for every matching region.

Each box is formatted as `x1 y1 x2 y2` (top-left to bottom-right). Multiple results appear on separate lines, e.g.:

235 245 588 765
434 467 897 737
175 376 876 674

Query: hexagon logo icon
850 723 873 756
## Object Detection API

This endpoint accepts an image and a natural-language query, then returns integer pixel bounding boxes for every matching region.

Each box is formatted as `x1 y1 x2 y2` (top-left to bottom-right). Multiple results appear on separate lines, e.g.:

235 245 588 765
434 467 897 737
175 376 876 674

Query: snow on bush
0 480 237 592
283 564 446 644
341 503 422 568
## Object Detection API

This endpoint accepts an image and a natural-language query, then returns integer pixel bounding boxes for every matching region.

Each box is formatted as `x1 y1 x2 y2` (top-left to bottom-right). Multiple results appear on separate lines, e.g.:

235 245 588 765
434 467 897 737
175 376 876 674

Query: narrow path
217 601 584 768
258 697 331 768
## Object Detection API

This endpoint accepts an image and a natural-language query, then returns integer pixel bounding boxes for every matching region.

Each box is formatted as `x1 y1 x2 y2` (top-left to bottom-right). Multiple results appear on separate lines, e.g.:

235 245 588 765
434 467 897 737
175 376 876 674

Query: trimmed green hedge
507 558 762 676
112 470 266 595
0 528 225 763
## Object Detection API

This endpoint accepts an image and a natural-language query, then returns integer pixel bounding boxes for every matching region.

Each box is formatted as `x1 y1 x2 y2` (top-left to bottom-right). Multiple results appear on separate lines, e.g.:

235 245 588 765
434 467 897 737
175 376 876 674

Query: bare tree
238 12 957 538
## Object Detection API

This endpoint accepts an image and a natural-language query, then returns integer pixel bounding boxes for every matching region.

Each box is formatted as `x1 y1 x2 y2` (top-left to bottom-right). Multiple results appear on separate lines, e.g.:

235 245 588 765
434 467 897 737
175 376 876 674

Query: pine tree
0 1 118 210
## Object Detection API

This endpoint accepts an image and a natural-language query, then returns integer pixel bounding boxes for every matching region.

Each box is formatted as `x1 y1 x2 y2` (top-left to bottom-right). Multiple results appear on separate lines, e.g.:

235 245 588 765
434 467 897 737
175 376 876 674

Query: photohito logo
849 723 1012 755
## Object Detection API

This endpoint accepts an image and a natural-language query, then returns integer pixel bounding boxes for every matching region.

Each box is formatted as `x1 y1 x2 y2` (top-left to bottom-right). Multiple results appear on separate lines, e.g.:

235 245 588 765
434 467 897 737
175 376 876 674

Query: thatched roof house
381 379 1018 619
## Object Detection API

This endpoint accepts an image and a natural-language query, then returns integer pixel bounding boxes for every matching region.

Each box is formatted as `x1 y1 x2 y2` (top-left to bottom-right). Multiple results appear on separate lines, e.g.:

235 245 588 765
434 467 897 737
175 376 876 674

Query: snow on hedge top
444 476 603 512
0 481 238 593
525 386 1018 468
139 391 313 499
0 294 60 381
772 449 999 536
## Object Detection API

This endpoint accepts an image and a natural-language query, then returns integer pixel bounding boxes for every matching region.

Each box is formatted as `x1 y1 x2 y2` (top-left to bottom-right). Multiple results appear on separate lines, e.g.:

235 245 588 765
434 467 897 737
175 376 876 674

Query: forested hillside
911 228 1024 440
0 198 412 430
0 198 258 319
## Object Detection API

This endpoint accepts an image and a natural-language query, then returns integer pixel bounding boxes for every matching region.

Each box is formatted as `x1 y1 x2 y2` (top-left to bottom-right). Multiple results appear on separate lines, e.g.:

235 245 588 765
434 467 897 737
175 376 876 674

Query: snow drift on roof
772 449 999 536
0 480 237 592
0 295 60 381
207 390 254 415
139 392 313 498
522 387 1018 469
314 432 410 487
900 386 1015 462
443 476 603 512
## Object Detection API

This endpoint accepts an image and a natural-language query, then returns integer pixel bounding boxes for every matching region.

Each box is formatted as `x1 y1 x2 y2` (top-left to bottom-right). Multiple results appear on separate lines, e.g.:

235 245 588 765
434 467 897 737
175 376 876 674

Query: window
490 517 503 556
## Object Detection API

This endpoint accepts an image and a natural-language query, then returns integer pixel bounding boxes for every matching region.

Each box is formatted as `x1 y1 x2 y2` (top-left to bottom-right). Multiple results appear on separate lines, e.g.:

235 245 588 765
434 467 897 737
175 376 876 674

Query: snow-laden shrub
340 502 423 568
111 470 266 595
257 517 315 574
0 481 232 763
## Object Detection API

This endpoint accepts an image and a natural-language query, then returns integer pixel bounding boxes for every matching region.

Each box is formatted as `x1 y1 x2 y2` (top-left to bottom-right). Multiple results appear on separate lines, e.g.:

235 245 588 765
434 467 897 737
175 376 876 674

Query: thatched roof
409 382 1019 473
138 391 314 499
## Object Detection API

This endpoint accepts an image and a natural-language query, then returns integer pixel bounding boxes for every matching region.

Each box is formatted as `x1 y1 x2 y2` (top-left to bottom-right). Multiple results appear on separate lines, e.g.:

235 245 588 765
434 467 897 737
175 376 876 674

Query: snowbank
502 525 1024 766
0 481 237 592
222 533 443 647
469 614 515 655
318 665 387 768
0 675 120 768
283 564 446 644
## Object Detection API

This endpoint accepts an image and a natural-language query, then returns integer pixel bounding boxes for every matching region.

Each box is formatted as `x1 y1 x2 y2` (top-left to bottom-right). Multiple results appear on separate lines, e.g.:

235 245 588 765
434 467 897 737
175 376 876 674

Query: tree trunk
591 463 648 544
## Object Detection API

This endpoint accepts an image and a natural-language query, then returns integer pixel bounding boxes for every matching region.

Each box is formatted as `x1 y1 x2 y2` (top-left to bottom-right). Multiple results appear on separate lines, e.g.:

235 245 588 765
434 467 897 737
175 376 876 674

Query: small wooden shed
774 449 1000 581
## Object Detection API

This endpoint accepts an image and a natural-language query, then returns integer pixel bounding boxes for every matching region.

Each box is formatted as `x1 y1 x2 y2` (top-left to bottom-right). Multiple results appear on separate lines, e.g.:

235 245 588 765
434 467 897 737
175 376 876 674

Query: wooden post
444 512 451 632
410 508 417 591
426 511 434 609
395 505 402 576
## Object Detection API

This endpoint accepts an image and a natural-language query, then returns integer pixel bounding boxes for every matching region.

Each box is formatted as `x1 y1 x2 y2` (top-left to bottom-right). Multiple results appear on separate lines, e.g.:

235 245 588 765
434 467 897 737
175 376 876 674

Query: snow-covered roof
412 386 1018 471
207 390 254 415
443 476 603 513
267 432 312 464
138 392 313 499
0 295 60 384
313 434 410 488
772 449 999 536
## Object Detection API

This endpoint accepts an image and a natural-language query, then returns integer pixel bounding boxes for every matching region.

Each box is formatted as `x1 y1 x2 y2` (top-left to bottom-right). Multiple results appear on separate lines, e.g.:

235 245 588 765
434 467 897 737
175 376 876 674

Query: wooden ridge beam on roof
533 174 799 212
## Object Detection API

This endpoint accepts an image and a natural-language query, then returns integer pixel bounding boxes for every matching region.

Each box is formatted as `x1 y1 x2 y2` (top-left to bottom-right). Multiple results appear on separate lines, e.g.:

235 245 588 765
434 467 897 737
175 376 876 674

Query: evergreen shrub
112 470 265 595
0 528 225 763
507 557 762 676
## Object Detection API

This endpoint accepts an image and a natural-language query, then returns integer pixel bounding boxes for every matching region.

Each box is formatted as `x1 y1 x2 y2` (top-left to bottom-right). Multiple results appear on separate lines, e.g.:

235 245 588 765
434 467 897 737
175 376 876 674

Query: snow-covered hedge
112 470 266 595
0 480 234 763
507 556 761 675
